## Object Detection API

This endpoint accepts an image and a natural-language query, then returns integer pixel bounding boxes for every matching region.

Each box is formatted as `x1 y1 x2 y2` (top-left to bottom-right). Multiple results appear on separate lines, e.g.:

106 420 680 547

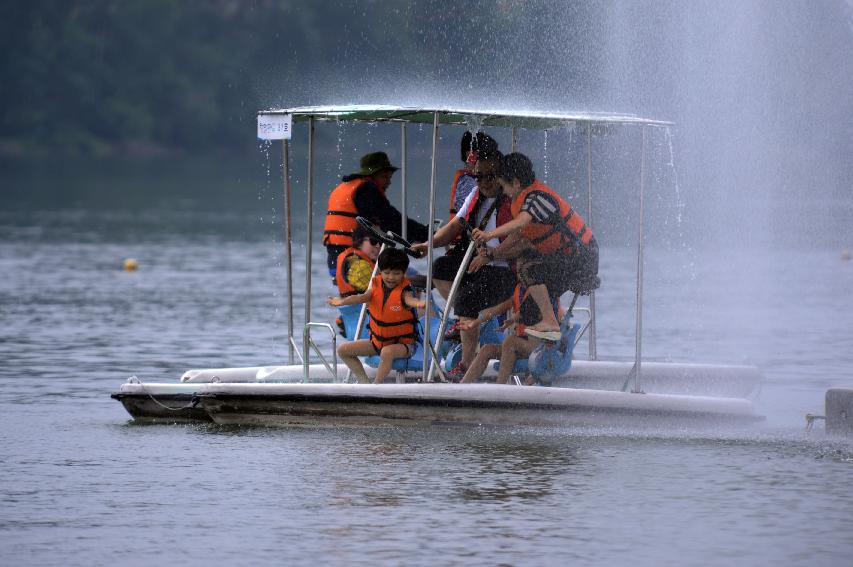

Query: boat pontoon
112 105 762 427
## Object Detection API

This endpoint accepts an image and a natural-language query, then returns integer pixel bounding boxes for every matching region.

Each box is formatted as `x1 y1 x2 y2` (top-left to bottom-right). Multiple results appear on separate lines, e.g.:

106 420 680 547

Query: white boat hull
113 382 761 428
180 360 760 397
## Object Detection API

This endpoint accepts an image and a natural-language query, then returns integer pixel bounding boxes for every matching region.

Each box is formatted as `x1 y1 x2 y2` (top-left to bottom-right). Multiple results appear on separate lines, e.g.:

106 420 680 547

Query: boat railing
289 336 303 365
572 307 593 357
302 322 339 382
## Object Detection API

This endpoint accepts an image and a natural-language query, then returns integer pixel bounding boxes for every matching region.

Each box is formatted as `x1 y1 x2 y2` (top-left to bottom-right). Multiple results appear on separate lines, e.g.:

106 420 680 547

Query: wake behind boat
112 105 763 428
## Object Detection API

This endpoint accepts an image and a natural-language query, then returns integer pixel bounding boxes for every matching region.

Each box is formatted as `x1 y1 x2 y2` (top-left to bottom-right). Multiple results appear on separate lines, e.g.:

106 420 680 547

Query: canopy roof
258 104 672 129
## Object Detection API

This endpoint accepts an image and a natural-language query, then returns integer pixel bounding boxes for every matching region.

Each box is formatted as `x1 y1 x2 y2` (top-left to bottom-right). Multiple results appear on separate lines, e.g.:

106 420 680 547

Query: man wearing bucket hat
324 151 429 275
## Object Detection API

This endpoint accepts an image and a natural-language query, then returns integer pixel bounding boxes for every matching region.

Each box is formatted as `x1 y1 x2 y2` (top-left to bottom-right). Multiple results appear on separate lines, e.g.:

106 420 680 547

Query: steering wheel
356 217 419 257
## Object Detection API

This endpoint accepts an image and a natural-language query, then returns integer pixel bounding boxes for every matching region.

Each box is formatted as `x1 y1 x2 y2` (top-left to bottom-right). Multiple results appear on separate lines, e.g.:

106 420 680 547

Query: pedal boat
112 105 763 427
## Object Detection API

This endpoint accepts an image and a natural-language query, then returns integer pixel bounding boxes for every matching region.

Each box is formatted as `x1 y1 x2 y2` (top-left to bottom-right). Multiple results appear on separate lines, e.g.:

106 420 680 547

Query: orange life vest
367 275 417 351
335 248 375 296
324 178 374 247
512 284 561 337
510 180 593 254
449 169 465 218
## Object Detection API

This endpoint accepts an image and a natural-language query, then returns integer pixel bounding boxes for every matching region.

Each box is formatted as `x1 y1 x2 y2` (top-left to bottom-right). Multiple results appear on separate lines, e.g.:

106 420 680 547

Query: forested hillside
1 1 522 155
2 0 851 163
1 2 303 154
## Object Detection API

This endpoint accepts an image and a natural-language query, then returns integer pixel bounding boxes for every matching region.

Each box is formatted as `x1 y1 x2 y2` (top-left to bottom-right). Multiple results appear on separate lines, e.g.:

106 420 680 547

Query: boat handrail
572 307 593 354
289 336 304 365
302 322 338 382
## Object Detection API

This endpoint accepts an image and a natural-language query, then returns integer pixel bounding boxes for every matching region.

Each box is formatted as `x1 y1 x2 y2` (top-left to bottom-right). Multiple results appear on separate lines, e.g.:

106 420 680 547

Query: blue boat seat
442 317 505 372
479 316 506 345
336 295 443 372
364 315 442 372
492 322 580 383
338 304 370 340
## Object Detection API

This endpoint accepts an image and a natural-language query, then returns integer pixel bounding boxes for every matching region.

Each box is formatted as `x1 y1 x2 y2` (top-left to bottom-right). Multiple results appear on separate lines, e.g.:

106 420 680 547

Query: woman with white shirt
411 150 518 380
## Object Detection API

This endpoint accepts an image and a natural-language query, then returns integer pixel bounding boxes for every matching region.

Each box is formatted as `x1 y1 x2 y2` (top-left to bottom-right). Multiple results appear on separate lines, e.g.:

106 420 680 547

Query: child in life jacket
335 225 381 296
458 282 560 385
328 248 426 384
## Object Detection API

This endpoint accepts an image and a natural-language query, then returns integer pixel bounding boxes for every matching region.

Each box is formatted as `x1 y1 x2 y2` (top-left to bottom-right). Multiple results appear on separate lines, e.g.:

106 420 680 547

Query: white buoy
826 388 853 436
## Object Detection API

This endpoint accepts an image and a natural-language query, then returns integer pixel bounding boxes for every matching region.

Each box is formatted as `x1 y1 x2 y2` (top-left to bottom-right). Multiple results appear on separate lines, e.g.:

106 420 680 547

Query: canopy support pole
283 139 295 364
423 111 440 382
631 125 647 393
586 125 597 360
303 117 316 381
428 240 477 383
511 127 518 152
401 123 408 241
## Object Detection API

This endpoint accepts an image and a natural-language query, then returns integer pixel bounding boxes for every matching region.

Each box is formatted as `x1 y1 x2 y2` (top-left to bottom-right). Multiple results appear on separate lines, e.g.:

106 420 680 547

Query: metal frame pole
283 139 295 364
401 123 408 241
303 117 316 380
633 125 647 393
586 124 597 360
423 111 439 382
511 127 518 152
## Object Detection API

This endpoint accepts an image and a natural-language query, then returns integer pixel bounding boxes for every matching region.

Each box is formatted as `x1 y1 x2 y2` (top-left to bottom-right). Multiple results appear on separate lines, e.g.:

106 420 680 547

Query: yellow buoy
842 248 851 261
123 258 139 271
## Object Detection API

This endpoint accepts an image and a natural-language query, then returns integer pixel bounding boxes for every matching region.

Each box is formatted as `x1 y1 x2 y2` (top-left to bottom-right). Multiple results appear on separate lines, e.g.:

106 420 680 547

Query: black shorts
519 291 558 327
519 239 600 297
372 341 415 358
453 265 517 318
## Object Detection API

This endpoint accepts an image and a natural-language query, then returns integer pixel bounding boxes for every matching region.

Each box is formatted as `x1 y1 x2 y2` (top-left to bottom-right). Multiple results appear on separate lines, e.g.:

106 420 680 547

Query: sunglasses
367 237 381 246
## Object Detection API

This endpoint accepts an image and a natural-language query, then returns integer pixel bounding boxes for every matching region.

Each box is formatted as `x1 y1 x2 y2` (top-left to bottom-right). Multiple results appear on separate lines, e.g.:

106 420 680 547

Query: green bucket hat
355 152 399 176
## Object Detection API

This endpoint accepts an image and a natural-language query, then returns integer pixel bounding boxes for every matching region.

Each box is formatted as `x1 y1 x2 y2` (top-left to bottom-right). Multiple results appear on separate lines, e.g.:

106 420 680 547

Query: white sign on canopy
257 113 292 140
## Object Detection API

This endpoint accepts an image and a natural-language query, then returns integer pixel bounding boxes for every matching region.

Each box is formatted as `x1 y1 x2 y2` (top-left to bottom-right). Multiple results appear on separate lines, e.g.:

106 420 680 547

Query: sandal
524 328 561 341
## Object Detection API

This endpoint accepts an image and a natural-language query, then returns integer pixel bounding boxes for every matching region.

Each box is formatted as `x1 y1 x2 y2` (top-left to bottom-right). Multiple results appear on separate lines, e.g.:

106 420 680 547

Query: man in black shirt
323 152 429 275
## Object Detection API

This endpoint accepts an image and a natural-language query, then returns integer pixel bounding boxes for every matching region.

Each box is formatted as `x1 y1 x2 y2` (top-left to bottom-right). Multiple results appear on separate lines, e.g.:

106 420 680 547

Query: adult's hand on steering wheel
410 242 429 257
471 228 491 244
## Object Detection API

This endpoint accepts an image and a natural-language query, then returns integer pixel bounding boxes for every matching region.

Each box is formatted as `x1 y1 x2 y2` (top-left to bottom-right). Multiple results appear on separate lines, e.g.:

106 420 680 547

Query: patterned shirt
452 173 478 214
521 191 561 224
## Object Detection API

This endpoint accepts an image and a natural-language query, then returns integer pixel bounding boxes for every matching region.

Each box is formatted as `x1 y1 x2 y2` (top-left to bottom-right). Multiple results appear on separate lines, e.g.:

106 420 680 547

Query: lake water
1 160 852 566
